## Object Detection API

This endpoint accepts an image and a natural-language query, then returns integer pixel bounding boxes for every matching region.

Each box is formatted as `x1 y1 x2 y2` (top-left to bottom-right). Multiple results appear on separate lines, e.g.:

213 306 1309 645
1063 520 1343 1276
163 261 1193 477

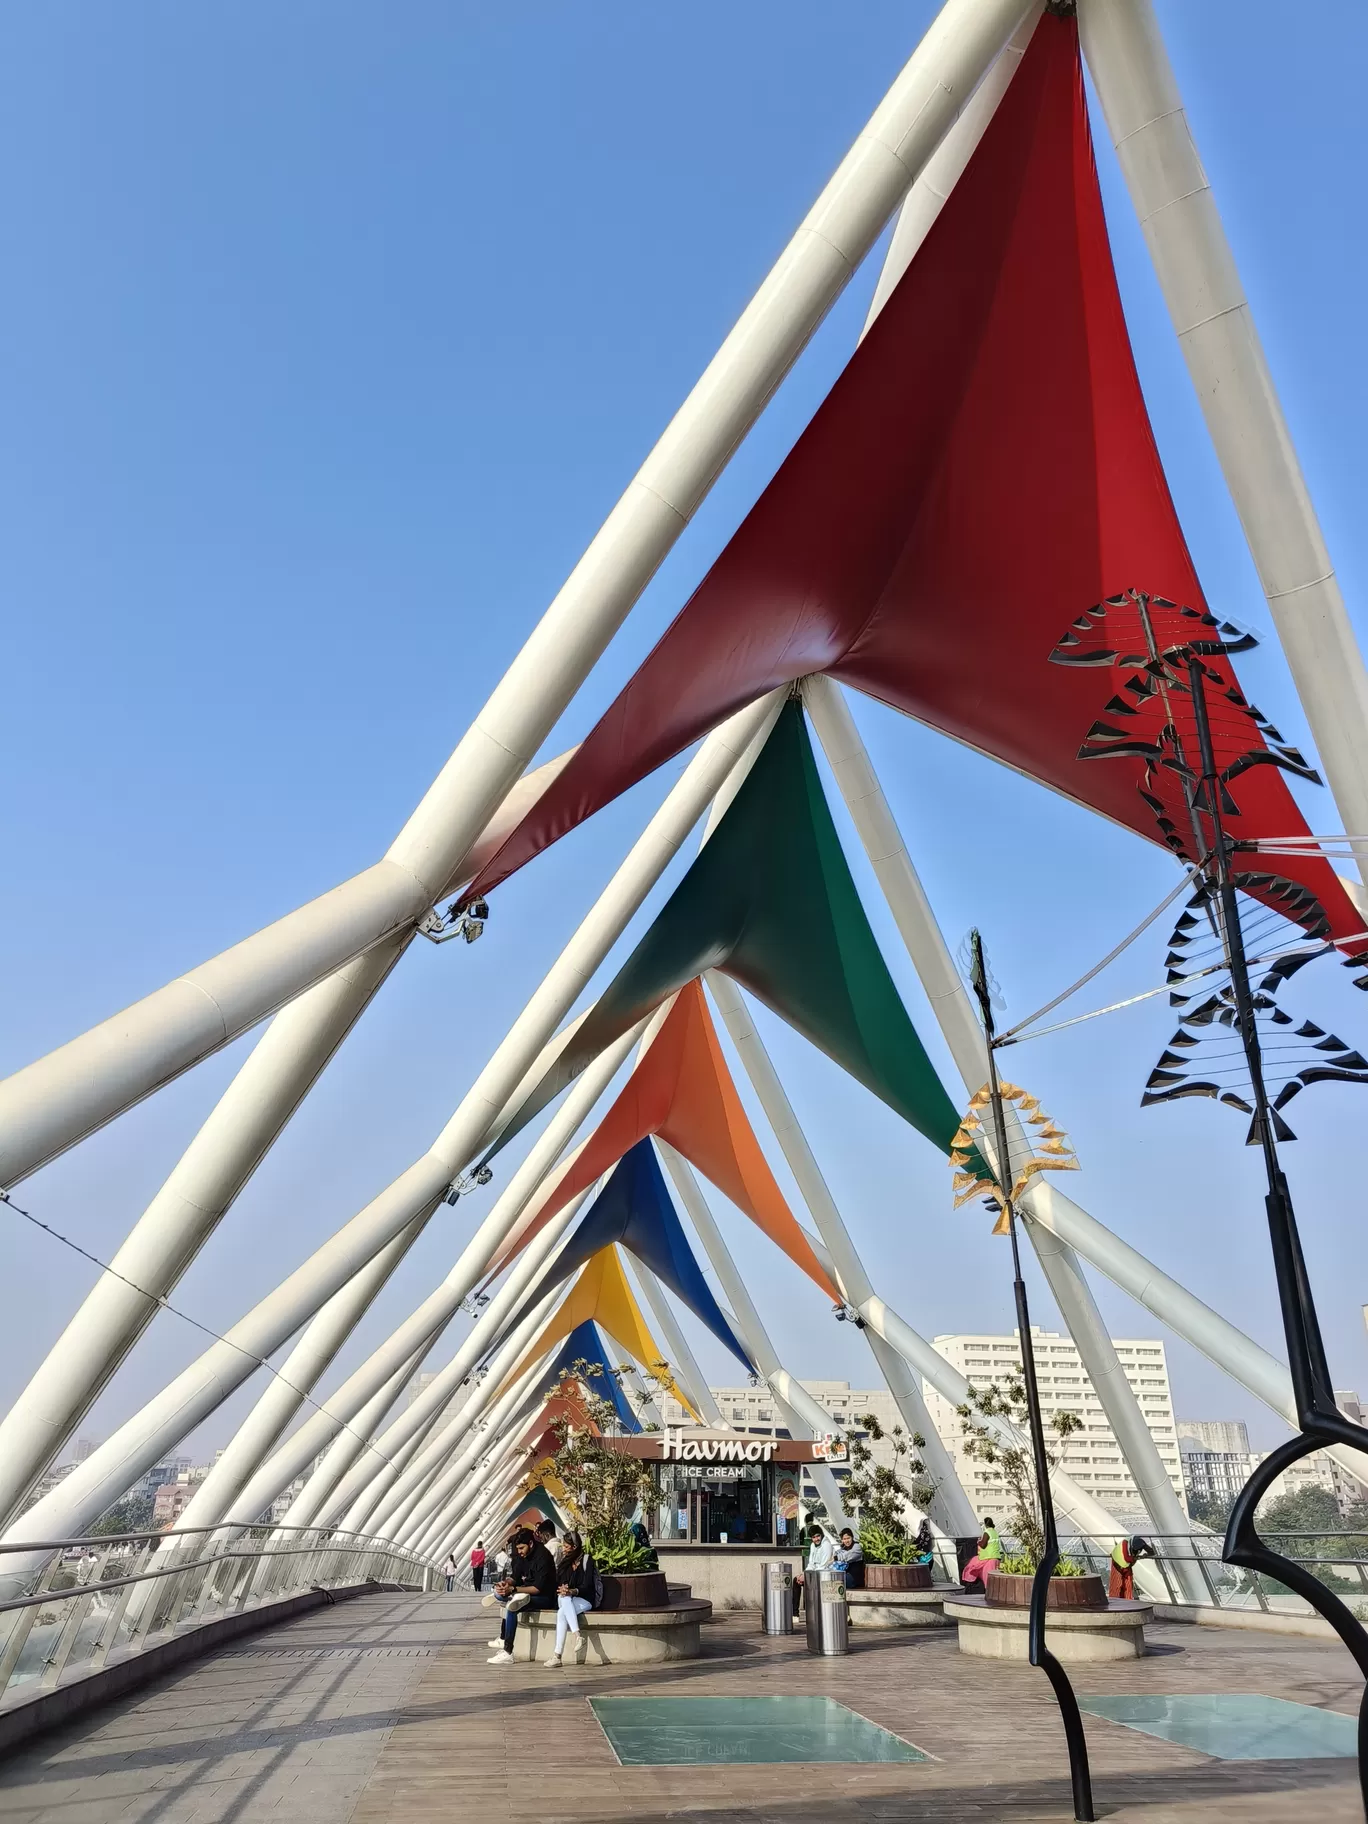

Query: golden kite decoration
949 1082 1079 1234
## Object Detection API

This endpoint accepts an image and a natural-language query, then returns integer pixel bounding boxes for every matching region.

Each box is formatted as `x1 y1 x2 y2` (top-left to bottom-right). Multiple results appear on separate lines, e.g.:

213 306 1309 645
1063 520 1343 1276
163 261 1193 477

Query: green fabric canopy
490 701 962 1158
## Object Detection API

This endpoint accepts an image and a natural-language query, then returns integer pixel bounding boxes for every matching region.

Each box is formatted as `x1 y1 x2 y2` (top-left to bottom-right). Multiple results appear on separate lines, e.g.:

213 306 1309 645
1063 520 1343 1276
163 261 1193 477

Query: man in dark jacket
487 1529 558 1664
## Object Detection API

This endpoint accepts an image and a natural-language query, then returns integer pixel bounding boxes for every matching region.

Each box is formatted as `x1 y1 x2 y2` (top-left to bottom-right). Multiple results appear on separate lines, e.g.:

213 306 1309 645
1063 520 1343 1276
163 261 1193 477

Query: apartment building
921 1328 1185 1524
1177 1419 1250 1455
1179 1442 1257 1511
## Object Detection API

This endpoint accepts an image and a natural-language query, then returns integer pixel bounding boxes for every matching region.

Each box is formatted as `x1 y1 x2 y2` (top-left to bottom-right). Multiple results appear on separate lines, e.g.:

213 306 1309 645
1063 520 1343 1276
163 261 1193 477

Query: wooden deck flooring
0 1591 1360 1822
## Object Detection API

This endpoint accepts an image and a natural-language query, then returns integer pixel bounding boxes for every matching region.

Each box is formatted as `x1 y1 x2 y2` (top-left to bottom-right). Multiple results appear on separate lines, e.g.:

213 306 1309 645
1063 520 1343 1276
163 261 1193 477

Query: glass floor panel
1080 1694 1356 1761
589 1695 927 1766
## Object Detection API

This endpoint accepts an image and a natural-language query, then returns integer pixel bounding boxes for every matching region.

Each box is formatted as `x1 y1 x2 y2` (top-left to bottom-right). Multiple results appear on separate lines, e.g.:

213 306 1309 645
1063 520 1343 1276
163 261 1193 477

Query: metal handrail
0 1522 398 1554
0 1542 367 1614
929 1529 1368 1619
0 1522 439 1706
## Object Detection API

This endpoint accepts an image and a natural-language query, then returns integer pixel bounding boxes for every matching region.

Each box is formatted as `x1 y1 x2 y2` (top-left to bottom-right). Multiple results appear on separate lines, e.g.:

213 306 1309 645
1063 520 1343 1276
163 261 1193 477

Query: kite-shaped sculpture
949 1083 1078 1234
518 1140 754 1369
1143 875 1368 1140
487 977 839 1300
463 14 1357 946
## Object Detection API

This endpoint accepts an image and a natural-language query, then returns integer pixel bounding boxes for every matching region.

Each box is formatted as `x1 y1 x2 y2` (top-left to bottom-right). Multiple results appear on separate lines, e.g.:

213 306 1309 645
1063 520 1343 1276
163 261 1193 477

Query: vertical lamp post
967 930 1095 1824
1184 659 1368 1812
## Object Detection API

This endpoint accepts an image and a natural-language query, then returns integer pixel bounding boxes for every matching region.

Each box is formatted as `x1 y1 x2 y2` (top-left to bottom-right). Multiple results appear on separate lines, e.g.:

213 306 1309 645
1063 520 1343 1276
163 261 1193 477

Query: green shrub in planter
588 1522 655 1574
859 1521 915 1567
999 1551 1087 1577
845 1413 937 1566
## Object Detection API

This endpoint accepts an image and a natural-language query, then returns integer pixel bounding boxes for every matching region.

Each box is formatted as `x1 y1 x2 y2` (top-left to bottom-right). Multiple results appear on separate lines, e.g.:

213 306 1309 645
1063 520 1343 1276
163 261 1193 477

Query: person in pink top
470 1540 487 1593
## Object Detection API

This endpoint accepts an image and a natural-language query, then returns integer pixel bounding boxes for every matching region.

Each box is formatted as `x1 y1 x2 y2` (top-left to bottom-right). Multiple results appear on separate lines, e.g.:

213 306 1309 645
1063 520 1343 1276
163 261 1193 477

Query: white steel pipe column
860 10 1039 334
0 0 1034 1194
803 675 1198 1576
441 1454 528 1566
363 1294 565 1541
605 1347 664 1430
704 971 976 1537
274 1345 430 1532
307 1008 685 1533
629 1261 728 1428
1 700 779 1574
318 1195 595 1535
429 1446 528 1566
1080 0 1368 872
0 759 566 1531
237 1156 599 1535
417 1435 539 1563
443 1467 524 1569
281 1195 588 1536
168 1216 428 1538
390 1346 557 1552
656 1143 851 1531
401 1362 552 1553
398 1382 554 1558
1021 1178 1368 1493
213 1015 640 1533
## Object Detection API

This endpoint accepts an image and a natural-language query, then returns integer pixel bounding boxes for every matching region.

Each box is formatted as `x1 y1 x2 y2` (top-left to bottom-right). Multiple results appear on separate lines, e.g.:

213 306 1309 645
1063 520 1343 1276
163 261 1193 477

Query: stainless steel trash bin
762 1561 793 1634
805 1571 850 1655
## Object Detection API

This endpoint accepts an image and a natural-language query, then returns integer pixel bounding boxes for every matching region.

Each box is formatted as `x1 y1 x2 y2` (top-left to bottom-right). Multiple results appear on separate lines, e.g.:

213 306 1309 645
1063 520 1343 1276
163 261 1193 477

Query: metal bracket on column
444 1166 493 1206
419 898 489 945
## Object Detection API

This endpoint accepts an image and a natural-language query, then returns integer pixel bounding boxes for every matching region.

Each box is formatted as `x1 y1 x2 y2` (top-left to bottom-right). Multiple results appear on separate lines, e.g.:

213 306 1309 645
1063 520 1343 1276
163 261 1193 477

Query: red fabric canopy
469 15 1358 943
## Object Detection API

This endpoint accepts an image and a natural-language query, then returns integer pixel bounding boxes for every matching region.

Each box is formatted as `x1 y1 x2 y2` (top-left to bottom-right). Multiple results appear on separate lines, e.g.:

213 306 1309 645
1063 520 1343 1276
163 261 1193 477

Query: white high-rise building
922 1328 1185 1524
706 1380 901 1442
1177 1419 1250 1455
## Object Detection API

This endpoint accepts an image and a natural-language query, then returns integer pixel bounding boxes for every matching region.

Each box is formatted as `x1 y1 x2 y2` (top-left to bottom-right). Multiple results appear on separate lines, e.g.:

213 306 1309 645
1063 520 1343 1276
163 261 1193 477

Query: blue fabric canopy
530 1141 753 1370
535 1319 641 1433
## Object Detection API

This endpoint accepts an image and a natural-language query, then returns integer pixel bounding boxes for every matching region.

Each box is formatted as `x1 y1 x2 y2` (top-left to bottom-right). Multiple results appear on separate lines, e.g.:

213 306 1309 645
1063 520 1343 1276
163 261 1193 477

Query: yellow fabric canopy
511 1245 699 1419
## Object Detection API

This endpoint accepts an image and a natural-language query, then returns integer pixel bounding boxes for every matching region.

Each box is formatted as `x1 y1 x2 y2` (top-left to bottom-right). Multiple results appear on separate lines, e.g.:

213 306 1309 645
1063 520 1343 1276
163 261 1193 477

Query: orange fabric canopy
490 981 838 1299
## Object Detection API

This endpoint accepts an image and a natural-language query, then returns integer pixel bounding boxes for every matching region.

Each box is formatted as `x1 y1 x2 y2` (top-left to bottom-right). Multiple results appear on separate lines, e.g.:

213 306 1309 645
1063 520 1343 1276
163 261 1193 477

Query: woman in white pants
545 1531 599 1668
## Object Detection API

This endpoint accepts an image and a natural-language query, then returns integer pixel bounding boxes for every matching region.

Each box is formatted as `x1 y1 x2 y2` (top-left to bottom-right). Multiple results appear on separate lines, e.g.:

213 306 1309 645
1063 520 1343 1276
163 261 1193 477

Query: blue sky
3 1 1368 1471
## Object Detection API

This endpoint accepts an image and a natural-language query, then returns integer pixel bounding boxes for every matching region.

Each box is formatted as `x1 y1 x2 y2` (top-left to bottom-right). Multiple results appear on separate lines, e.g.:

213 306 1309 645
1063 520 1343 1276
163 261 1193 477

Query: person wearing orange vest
1109 1534 1154 1600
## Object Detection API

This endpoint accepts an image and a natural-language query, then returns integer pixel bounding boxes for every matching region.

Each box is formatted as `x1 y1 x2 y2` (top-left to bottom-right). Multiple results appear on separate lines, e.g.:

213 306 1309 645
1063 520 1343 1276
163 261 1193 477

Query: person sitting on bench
487 1528 557 1664
960 1517 1002 1592
794 1524 835 1615
544 1530 601 1667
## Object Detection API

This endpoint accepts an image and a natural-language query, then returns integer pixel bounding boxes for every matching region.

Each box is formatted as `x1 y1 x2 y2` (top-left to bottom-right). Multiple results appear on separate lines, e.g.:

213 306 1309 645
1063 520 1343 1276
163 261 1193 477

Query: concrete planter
599 1570 669 1611
848 1589 951 1630
944 1594 1149 1662
864 1563 932 1592
985 1571 1106 1610
512 1597 712 1664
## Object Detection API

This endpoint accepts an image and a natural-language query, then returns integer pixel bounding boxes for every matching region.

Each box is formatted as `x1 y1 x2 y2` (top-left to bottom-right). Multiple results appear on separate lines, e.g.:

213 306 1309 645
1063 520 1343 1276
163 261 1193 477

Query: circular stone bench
942 1593 1150 1662
847 1588 954 1630
507 1597 712 1665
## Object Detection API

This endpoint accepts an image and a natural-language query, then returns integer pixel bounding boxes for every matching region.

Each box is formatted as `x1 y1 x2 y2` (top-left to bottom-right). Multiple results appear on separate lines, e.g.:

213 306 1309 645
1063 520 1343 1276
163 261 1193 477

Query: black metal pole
969 931 1094 1824
1185 657 1340 1424
1186 657 1368 1814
